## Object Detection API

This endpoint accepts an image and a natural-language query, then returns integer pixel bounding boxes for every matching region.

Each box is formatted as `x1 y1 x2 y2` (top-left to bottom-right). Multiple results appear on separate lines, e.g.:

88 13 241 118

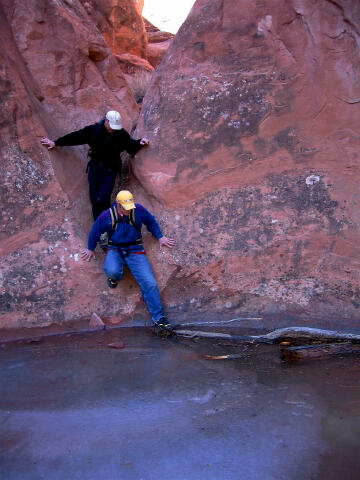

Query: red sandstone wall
133 0 360 327
1 0 360 331
0 0 142 329
80 0 147 58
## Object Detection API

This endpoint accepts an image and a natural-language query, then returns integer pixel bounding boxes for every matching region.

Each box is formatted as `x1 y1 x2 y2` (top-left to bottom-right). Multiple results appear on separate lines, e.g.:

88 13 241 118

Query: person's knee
104 264 123 280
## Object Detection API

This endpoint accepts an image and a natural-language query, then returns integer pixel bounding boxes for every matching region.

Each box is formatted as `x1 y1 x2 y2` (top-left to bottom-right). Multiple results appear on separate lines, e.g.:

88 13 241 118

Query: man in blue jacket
80 190 175 333
41 110 149 220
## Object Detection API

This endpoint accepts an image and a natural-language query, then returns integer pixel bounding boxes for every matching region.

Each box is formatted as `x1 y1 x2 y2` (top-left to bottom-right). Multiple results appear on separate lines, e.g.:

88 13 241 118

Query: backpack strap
108 205 119 242
129 208 141 232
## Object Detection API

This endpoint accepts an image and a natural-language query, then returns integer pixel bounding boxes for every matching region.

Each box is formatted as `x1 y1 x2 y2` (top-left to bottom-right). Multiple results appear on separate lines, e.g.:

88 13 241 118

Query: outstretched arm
140 206 175 249
124 130 150 155
40 125 94 150
80 210 109 261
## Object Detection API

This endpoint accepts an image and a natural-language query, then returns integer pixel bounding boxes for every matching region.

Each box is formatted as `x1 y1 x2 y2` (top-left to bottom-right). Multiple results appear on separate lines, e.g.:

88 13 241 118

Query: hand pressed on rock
40 137 56 150
81 249 95 261
159 237 175 249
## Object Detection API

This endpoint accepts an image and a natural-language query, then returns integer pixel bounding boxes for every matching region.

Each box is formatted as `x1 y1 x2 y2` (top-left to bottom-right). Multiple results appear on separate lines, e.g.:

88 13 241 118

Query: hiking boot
154 317 172 329
107 277 118 289
153 317 175 337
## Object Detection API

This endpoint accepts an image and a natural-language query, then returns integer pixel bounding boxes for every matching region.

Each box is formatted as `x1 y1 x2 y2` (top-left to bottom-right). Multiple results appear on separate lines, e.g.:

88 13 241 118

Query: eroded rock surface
2 0 360 332
79 0 155 104
134 0 360 325
80 0 147 58
0 0 141 329
144 19 174 68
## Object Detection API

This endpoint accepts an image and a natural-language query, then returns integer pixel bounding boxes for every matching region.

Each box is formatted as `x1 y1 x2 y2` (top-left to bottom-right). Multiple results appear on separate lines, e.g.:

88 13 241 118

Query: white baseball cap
105 110 122 130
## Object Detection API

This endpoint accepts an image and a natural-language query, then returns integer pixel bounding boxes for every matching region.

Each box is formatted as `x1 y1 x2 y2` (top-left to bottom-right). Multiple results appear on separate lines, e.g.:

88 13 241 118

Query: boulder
147 40 173 68
144 19 174 68
133 0 360 327
147 31 174 44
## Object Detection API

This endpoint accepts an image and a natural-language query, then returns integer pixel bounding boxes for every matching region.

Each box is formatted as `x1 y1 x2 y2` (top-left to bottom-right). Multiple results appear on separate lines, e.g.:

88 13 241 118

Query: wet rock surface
0 329 360 479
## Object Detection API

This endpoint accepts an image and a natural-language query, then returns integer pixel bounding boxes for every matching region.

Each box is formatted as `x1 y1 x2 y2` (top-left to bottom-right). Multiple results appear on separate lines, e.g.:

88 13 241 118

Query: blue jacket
88 203 163 251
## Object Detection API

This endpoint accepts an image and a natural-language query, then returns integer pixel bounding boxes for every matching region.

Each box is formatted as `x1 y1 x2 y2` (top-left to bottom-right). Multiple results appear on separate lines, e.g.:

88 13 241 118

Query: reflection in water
1 329 360 479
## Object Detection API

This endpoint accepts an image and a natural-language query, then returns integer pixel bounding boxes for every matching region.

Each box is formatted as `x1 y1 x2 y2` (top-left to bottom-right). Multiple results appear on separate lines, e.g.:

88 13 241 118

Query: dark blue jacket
88 203 163 251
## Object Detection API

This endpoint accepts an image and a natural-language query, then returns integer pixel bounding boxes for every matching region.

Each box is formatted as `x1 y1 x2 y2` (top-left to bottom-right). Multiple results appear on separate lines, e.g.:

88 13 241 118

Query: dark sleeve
87 210 109 250
55 124 95 147
122 130 143 155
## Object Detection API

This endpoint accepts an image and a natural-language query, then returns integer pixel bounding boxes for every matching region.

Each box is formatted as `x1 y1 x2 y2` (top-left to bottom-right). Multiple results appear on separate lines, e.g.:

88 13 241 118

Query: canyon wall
0 0 142 329
133 0 360 328
1 0 360 331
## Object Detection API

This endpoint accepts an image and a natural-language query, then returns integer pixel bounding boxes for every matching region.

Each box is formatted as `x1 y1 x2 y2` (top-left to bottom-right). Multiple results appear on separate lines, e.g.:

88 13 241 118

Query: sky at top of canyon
143 0 196 33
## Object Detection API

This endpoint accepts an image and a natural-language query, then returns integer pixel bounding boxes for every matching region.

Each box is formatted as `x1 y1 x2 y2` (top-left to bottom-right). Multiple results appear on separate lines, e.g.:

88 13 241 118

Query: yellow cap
116 190 136 210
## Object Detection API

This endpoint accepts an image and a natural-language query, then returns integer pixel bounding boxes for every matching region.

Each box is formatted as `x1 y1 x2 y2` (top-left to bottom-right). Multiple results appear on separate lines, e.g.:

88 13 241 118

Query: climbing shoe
107 278 118 289
153 317 175 338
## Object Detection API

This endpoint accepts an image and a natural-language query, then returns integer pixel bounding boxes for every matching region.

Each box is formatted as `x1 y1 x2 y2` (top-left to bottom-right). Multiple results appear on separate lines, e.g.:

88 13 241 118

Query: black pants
88 165 118 220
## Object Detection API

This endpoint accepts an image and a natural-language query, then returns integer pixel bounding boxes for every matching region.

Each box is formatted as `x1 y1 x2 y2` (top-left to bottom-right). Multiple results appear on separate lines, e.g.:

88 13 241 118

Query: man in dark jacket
81 190 175 333
41 110 149 219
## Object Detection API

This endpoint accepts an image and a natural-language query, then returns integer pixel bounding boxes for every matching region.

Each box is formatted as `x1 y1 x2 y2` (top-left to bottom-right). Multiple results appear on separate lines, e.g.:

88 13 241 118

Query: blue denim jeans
103 248 164 324
88 165 117 220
